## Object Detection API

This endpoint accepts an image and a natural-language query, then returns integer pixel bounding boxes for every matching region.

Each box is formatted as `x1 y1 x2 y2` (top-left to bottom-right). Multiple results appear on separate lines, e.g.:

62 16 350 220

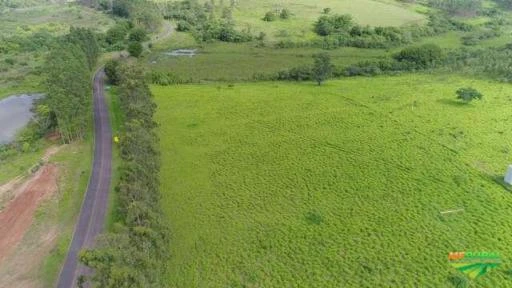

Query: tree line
40 27 99 143
79 63 170 287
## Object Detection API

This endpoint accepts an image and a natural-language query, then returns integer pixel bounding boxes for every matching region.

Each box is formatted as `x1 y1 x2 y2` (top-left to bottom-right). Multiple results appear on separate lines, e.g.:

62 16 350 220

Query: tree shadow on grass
436 99 474 107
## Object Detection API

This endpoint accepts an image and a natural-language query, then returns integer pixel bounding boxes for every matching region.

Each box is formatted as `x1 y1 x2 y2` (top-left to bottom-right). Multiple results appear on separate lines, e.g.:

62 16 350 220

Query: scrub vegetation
0 4 114 99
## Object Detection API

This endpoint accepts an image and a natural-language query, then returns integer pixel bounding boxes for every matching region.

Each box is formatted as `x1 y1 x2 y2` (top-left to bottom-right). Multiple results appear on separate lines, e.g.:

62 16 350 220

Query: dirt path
0 226 59 288
0 145 64 287
0 146 62 209
0 164 59 263
57 69 112 288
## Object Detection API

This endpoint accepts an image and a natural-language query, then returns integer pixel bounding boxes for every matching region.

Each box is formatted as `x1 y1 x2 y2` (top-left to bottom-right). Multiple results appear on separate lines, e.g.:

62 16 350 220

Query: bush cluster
103 20 146 57
461 28 501 46
98 0 161 32
427 0 482 16
165 0 253 43
148 71 192 85
272 13 472 50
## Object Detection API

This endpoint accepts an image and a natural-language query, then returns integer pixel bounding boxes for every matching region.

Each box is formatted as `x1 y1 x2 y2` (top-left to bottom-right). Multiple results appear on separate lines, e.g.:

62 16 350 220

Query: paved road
56 69 112 288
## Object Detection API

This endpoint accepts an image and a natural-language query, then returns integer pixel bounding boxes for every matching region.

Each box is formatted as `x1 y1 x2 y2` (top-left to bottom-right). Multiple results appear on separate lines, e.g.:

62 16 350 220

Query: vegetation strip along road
56 69 112 288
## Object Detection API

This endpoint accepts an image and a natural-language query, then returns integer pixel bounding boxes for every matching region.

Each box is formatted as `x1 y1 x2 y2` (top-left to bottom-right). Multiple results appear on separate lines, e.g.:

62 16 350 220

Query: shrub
394 44 444 68
105 22 130 45
104 59 120 85
149 71 188 85
263 11 276 22
176 20 192 32
257 32 266 41
112 0 131 18
314 14 353 36
277 65 312 81
456 87 483 103
128 27 148 42
461 35 479 46
280 8 291 19
128 41 143 57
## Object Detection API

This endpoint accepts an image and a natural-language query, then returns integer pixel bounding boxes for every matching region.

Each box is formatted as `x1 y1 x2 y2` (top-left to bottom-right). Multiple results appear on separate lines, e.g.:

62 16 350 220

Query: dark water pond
0 94 43 144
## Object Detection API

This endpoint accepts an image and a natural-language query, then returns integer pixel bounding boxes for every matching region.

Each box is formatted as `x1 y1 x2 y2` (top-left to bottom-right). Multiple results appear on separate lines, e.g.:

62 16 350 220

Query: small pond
164 49 198 57
0 94 43 144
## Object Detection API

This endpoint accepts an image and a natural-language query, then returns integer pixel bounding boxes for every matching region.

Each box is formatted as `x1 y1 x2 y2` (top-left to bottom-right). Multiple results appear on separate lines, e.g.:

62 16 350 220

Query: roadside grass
104 86 122 229
153 74 512 287
230 0 426 42
28 140 92 287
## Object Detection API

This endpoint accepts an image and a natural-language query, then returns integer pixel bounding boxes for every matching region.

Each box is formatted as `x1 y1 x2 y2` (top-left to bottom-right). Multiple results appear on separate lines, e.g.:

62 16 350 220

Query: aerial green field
154 74 512 287
149 39 388 81
230 0 426 41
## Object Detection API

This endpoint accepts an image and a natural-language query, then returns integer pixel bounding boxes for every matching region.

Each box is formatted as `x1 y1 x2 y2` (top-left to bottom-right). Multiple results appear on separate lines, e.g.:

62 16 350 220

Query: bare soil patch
0 164 59 263
0 226 58 288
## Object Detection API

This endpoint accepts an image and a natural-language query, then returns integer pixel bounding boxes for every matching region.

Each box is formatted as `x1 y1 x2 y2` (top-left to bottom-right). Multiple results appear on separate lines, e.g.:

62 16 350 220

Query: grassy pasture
148 39 388 81
154 74 512 287
229 0 426 41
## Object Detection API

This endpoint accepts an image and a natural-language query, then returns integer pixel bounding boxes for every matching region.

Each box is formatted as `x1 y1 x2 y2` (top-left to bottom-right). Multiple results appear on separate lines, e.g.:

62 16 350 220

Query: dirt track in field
0 164 59 263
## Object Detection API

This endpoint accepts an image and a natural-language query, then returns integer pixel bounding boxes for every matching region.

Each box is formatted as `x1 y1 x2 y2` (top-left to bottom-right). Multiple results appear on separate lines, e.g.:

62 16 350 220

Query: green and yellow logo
449 252 501 279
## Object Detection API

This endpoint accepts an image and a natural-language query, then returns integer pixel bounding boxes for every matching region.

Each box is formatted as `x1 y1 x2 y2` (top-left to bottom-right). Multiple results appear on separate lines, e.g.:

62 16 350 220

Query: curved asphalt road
56 69 112 288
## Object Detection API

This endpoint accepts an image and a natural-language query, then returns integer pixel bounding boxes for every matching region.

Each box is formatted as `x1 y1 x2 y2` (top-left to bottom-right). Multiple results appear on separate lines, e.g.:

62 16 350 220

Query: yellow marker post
114 136 120 144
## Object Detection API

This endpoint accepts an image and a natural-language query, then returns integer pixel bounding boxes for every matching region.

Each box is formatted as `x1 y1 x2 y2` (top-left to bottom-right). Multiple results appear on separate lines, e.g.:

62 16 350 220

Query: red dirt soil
0 164 59 263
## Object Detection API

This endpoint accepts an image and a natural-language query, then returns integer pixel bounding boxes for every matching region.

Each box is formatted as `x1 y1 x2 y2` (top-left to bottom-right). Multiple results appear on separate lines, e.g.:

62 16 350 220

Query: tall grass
154 74 512 287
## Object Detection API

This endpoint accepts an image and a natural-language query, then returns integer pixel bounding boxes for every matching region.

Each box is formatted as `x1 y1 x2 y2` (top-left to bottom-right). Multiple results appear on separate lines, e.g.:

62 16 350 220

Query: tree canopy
312 53 334 86
43 27 99 143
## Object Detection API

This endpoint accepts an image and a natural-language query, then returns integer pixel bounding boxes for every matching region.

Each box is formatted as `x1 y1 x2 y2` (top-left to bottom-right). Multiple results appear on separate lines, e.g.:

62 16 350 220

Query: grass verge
104 86 122 229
